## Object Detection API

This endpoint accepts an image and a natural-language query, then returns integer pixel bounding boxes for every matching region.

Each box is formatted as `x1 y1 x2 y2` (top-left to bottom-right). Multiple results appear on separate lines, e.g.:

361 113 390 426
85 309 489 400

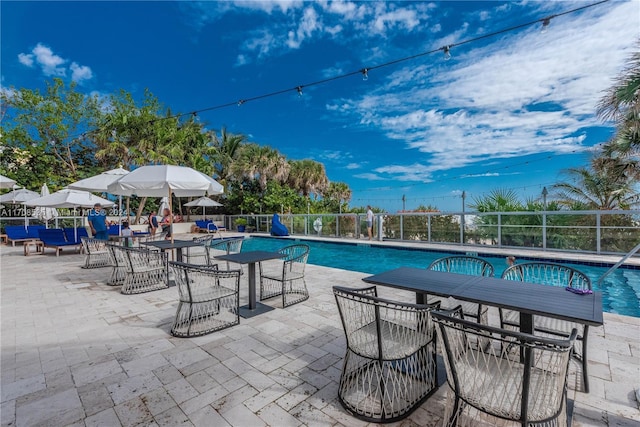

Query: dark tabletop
215 251 283 264
140 240 204 250
363 267 603 326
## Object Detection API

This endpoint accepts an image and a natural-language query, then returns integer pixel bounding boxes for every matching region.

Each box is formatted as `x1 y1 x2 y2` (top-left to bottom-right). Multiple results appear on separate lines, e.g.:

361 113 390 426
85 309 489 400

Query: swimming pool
241 236 640 318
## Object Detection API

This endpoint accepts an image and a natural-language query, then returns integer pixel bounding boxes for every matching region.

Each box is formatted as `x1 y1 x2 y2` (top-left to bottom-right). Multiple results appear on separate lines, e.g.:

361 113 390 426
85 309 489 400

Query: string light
443 46 452 61
541 17 552 33
296 86 303 97
47 0 610 143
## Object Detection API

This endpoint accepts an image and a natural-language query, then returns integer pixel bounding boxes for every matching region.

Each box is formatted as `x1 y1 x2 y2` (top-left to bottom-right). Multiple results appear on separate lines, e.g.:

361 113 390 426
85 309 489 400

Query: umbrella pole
168 188 174 245
118 195 123 235
23 203 28 231
74 207 78 242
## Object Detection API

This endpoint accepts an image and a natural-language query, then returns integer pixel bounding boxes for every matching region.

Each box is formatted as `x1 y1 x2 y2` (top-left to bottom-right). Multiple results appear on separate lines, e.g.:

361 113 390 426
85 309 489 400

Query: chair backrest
170 261 241 303
193 235 215 244
81 236 107 254
106 243 128 267
27 225 46 239
432 309 576 424
5 225 29 240
38 229 67 244
195 220 211 229
209 237 244 254
333 285 439 360
63 227 88 243
502 262 591 290
120 245 167 272
278 244 310 276
108 224 120 235
428 255 494 277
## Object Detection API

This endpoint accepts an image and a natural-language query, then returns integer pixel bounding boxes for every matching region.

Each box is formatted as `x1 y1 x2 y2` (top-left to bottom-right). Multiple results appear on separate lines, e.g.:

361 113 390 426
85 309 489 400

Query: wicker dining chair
119 246 169 294
501 262 592 392
207 237 244 269
81 236 111 269
333 285 440 423
169 262 241 337
433 307 577 427
106 243 128 286
259 244 310 308
427 255 494 324
182 235 216 266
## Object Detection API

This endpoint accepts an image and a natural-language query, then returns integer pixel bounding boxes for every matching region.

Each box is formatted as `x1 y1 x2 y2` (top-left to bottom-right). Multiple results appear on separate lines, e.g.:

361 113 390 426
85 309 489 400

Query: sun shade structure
184 196 223 218
0 174 17 189
0 188 41 230
107 165 224 242
68 167 130 192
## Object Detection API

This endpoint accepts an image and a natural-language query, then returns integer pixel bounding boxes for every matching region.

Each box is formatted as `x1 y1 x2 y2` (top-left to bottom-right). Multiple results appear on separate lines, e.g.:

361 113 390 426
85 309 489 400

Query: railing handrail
596 241 640 285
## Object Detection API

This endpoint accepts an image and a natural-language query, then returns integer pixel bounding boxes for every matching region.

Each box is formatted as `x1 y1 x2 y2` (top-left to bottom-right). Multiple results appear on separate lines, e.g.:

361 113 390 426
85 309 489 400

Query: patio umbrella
0 174 17 189
0 188 40 230
107 165 223 242
68 167 130 231
32 184 59 228
184 196 223 218
158 197 170 216
25 189 114 241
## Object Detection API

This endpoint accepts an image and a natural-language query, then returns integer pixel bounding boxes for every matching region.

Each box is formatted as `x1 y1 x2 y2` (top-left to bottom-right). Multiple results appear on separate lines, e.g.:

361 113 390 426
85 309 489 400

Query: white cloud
353 172 386 181
346 163 361 169
18 43 94 83
327 1 639 182
31 43 66 76
70 62 93 82
18 53 34 67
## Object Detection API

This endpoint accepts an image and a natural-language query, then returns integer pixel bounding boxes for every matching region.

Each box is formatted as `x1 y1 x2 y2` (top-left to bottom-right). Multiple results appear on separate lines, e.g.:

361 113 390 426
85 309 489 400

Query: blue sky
2 1 638 212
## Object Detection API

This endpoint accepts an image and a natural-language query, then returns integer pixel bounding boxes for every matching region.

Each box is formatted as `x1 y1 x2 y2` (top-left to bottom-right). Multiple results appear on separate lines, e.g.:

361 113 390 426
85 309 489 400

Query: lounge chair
80 237 111 269
64 227 89 245
259 243 310 307
433 307 576 427
4 225 45 246
333 285 440 422
169 262 240 337
38 229 82 256
427 255 494 324
500 262 593 392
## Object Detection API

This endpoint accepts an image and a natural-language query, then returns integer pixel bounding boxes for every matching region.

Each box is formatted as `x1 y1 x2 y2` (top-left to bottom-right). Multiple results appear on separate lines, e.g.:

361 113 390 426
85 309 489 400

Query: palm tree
597 42 640 159
287 159 329 199
212 127 246 191
552 162 639 210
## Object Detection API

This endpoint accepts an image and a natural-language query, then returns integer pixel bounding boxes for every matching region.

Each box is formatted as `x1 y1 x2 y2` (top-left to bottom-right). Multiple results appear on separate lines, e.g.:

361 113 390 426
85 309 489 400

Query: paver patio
1 236 639 426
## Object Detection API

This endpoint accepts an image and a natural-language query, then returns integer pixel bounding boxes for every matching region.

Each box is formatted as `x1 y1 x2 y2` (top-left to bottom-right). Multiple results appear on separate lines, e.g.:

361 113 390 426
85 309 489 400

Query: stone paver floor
1 236 639 426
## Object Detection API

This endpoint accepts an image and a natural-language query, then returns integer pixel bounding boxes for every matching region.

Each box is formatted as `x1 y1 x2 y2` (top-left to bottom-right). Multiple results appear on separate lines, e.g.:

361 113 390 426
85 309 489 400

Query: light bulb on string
361 68 369 81
443 46 452 61
237 100 245 107
541 18 551 33
296 86 303 97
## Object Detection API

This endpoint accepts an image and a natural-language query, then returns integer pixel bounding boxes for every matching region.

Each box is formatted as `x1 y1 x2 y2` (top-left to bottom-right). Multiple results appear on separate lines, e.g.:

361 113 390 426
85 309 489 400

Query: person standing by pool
160 208 172 240
88 203 108 240
366 205 374 240
147 212 158 235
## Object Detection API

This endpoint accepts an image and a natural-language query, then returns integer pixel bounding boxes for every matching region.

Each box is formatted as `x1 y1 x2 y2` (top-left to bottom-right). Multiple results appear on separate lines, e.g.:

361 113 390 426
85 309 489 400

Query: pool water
241 236 640 318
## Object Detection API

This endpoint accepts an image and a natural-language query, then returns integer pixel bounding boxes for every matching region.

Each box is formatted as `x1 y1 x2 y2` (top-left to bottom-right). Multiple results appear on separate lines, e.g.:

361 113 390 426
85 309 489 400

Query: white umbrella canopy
68 167 129 192
107 165 223 242
25 189 115 209
32 184 59 226
184 196 223 218
0 188 40 230
0 188 40 204
0 174 17 189
25 189 114 241
106 165 224 197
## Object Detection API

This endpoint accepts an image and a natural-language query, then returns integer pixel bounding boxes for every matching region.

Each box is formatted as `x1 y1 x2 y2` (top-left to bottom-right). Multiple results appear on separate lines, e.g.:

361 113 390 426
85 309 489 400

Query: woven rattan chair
119 246 169 294
333 285 440 423
433 307 577 427
259 244 309 308
106 243 128 286
81 236 111 269
169 262 241 337
183 235 216 266
207 237 244 269
427 256 494 324
500 262 592 392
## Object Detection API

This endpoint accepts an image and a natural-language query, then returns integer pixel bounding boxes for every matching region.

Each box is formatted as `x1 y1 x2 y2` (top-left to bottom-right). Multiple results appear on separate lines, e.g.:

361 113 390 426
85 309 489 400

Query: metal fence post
400 215 404 240
596 212 601 254
459 213 464 245
497 214 502 247
542 211 547 250
427 215 431 242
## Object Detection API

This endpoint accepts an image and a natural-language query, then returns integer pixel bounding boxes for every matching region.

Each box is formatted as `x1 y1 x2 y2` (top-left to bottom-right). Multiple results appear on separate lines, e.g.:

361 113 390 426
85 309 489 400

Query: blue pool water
242 236 640 318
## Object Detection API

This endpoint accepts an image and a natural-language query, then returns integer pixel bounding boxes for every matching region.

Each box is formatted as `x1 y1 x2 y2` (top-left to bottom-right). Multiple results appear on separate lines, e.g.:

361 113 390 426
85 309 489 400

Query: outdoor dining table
139 239 203 262
362 267 604 335
214 251 283 318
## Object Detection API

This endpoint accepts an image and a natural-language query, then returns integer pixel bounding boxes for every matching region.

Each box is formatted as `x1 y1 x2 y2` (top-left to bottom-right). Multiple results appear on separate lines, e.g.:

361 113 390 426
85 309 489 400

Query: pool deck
1 233 639 427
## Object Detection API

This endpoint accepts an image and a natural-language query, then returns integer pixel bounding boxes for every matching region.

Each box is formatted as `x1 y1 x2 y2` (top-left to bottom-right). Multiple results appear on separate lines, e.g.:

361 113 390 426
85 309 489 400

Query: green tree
1 78 101 189
322 181 352 212
287 159 329 199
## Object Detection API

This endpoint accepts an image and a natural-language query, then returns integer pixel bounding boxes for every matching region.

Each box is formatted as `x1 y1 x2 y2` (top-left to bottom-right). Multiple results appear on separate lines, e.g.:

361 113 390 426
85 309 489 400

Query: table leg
416 292 426 305
248 262 256 310
520 313 533 335
176 248 183 263
239 261 275 319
